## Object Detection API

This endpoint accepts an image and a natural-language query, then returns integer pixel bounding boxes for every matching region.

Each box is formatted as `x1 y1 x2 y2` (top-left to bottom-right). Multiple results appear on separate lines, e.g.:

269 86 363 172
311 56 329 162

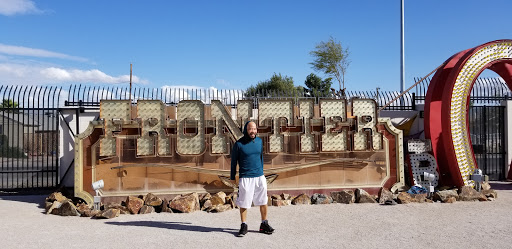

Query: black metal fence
1 77 510 190
0 86 61 191
469 106 506 180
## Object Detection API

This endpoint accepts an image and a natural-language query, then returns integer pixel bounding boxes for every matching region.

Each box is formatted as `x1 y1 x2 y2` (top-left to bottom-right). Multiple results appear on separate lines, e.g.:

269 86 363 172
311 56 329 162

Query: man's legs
259 204 267 221
240 207 247 222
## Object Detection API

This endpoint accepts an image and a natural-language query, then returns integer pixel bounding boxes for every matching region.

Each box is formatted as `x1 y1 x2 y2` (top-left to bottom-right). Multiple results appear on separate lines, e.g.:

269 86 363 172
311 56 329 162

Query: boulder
104 203 130 214
95 208 120 219
378 188 394 204
76 203 99 217
272 199 291 207
46 201 62 215
481 182 491 191
458 186 485 201
201 200 213 211
444 197 457 203
433 190 459 203
482 189 498 199
280 193 291 200
210 204 232 213
51 200 80 216
126 196 144 214
170 192 200 213
355 189 377 203
144 193 163 207
330 191 354 204
139 205 155 214
46 192 68 203
210 192 226 206
311 193 332 204
292 193 311 205
397 192 413 204
161 199 173 213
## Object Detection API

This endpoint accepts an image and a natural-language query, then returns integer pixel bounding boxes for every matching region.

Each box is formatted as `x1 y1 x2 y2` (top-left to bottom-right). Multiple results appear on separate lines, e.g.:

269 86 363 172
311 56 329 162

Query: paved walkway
1 182 512 249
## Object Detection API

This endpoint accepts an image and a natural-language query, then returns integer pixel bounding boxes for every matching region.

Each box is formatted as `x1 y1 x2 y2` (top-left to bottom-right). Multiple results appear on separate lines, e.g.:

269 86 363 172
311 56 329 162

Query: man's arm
230 143 239 180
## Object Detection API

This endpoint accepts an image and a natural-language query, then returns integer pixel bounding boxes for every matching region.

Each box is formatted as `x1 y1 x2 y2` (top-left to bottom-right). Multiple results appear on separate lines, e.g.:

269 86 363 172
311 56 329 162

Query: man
230 121 275 237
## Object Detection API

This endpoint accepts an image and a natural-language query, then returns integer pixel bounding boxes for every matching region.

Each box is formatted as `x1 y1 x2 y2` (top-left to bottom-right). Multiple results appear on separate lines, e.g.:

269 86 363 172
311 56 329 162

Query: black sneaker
238 223 248 237
259 222 274 234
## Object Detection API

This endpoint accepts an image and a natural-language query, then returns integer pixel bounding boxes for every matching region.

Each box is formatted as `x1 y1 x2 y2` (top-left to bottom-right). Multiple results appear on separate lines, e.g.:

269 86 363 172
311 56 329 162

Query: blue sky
1 0 511 92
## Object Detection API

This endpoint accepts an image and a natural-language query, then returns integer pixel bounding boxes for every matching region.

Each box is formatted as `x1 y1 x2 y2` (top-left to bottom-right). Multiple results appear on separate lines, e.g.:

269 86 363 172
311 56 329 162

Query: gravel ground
1 182 512 249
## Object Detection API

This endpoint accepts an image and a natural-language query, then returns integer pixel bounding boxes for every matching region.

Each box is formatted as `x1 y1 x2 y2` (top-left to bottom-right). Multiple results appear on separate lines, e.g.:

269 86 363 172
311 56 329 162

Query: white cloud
0 43 88 62
0 63 149 85
0 0 43 16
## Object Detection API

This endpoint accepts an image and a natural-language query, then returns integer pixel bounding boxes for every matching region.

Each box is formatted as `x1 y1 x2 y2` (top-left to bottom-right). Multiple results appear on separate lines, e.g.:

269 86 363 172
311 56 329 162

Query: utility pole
400 0 405 104
130 63 132 103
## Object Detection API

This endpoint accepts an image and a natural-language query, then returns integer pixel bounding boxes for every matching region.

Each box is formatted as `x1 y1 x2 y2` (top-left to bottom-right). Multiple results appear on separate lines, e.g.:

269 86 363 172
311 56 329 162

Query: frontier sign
75 98 405 204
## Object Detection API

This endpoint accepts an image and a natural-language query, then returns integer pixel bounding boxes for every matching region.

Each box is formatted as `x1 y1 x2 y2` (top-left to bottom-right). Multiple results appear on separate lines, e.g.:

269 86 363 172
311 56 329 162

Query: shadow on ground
490 181 512 191
106 221 239 236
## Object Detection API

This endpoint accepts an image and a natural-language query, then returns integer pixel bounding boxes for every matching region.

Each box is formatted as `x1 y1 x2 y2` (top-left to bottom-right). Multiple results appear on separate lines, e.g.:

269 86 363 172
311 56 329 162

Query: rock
458 186 483 201
139 205 155 214
482 189 498 199
311 193 332 204
271 194 282 200
46 192 68 203
225 193 237 209
170 192 200 213
46 201 62 214
272 199 291 207
281 193 290 200
355 189 377 203
144 193 163 207
96 208 120 219
378 188 394 204
104 203 130 214
200 193 212 207
433 190 459 203
397 192 413 204
292 193 311 205
444 197 457 203
52 200 80 216
76 203 99 217
481 182 491 191
161 199 173 213
126 196 144 214
211 204 232 213
412 194 428 203
201 200 213 211
210 192 226 206
330 191 354 204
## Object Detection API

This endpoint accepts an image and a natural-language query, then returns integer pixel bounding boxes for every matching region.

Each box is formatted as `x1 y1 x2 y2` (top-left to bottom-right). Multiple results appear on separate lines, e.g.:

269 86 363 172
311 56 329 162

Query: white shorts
236 175 268 209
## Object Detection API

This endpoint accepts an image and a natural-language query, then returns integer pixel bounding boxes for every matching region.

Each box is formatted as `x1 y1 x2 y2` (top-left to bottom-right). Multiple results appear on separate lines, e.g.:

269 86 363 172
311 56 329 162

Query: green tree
310 37 350 96
246 73 303 97
304 73 332 98
0 99 19 112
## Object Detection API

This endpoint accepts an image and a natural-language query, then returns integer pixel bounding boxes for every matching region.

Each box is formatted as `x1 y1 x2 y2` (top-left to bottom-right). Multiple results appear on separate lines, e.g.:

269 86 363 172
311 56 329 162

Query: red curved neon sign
425 39 512 187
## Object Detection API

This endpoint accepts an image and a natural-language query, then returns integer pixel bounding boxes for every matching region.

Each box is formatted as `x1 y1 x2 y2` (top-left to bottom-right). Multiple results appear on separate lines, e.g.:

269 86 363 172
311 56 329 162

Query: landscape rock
126 196 144 214
52 200 80 216
292 193 311 205
139 205 155 214
355 189 377 203
210 192 226 206
482 189 498 199
378 188 394 204
433 190 459 203
46 192 68 203
144 193 163 207
458 186 485 201
95 208 120 219
311 193 332 204
330 191 355 204
170 192 200 213
397 192 413 204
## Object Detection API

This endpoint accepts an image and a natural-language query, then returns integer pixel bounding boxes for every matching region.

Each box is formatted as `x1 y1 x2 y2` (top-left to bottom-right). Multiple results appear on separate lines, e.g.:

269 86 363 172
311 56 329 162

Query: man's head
246 121 257 139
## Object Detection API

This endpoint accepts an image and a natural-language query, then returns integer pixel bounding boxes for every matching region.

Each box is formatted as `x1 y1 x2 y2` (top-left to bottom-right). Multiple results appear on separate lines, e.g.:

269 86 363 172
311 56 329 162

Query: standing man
230 121 275 237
